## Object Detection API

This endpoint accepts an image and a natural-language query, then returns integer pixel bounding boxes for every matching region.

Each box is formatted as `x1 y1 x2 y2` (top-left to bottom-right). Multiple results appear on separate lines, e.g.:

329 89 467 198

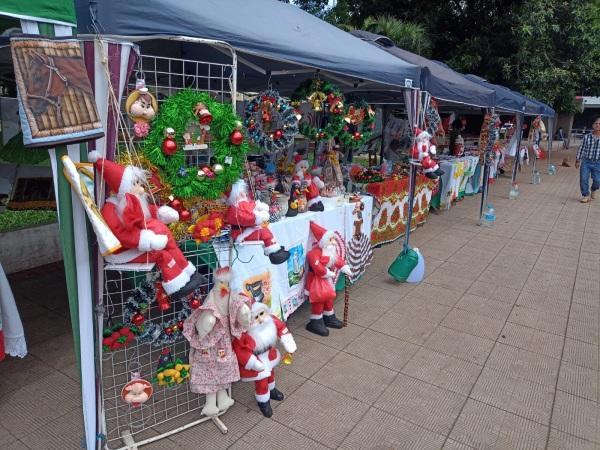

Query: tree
502 0 600 112
362 15 432 56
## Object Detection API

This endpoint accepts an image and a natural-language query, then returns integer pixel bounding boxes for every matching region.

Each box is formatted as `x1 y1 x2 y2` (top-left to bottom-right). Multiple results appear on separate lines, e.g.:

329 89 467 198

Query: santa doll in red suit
411 128 444 179
88 151 205 298
232 301 297 417
225 179 289 265
293 157 325 212
304 221 352 336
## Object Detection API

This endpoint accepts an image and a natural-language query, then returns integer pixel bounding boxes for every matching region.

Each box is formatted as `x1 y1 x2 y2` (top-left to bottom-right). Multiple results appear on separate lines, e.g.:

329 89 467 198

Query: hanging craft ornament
244 89 299 153
143 89 249 199
153 349 191 387
126 77 158 139
121 372 153 407
161 127 178 156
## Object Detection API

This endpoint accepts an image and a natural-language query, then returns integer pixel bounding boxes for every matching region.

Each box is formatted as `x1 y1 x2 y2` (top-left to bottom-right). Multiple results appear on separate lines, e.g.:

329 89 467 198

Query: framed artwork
11 36 104 147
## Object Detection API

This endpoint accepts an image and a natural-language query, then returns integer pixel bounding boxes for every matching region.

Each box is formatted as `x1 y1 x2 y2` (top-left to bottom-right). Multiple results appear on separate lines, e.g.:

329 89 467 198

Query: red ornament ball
131 312 145 326
274 129 283 140
165 327 173 335
189 298 201 309
177 320 184 329
162 137 177 156
230 130 244 145
168 198 182 212
353 132 362 140
179 209 191 222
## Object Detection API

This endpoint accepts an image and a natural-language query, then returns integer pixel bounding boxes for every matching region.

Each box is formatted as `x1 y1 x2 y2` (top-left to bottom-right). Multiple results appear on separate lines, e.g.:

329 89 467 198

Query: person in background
575 118 600 203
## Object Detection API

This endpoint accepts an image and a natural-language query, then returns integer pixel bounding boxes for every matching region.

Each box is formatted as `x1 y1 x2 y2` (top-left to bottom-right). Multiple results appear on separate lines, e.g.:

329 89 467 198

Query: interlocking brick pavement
2 146 598 449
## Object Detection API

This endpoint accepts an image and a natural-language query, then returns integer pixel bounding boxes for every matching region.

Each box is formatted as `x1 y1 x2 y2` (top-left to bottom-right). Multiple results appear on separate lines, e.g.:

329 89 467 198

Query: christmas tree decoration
225 179 290 265
125 78 158 139
121 373 153 407
102 323 137 352
212 163 224 174
155 284 171 312
230 128 244 146
345 198 373 283
143 89 248 199
187 211 225 244
232 302 297 418
153 349 191 387
244 89 299 153
339 101 376 149
89 153 205 298
411 128 444 179
161 128 178 156
178 209 192 222
122 280 198 347
304 223 351 337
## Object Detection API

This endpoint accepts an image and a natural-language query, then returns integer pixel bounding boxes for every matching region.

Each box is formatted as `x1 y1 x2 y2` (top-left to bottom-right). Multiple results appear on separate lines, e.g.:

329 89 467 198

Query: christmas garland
244 89 299 153
143 89 249 199
122 279 197 348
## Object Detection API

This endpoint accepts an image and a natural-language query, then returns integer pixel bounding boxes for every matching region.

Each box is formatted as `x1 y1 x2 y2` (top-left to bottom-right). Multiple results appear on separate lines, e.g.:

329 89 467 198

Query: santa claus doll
411 128 444 179
304 221 352 337
293 158 325 212
225 179 290 265
232 302 297 418
88 152 205 298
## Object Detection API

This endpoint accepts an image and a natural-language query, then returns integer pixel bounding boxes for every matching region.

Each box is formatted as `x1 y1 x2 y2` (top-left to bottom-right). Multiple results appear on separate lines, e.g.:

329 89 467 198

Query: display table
367 175 437 247
430 156 481 210
0 262 27 361
216 196 373 319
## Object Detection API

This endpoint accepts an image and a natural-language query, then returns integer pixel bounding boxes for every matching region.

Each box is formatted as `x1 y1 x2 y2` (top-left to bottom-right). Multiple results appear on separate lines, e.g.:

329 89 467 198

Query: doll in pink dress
183 267 251 416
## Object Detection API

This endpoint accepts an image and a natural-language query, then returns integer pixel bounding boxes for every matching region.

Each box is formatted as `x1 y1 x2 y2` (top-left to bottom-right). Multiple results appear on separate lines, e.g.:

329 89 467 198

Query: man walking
576 118 600 203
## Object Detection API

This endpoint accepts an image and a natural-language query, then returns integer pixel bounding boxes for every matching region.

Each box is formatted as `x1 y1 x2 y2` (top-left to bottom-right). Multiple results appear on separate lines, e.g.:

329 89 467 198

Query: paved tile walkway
1 148 599 449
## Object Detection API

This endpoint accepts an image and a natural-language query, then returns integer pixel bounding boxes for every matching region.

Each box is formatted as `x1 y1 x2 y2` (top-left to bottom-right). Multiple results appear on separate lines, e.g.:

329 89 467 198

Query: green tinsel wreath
142 89 248 199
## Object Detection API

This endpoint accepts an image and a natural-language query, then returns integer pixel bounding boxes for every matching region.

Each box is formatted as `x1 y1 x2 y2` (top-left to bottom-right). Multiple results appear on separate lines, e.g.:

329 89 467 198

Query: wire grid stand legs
100 51 237 449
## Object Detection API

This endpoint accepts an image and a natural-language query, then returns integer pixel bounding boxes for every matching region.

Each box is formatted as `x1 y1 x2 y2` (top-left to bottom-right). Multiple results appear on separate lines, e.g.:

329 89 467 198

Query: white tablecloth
0 262 27 359
216 196 373 319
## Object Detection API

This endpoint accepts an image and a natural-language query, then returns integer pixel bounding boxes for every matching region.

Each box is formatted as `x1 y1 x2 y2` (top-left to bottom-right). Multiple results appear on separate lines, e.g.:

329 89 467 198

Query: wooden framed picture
10 36 104 147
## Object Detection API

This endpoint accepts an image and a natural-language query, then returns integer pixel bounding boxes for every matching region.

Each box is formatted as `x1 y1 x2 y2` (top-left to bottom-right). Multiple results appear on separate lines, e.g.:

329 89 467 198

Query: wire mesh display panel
100 50 237 449
101 244 229 449
118 52 235 162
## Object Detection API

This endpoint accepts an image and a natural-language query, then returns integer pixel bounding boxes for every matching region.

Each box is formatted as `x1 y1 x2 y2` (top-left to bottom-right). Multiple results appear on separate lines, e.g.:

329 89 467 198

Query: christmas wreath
122 279 201 348
244 89 299 153
339 100 376 149
292 79 346 142
143 89 249 199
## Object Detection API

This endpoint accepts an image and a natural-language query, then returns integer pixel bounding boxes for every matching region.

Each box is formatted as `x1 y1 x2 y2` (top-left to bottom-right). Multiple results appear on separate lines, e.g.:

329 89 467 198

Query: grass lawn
0 209 58 233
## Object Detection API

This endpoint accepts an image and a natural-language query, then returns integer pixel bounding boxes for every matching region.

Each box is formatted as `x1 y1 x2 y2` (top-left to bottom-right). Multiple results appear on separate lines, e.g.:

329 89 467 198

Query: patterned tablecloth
366 175 438 247
431 156 481 210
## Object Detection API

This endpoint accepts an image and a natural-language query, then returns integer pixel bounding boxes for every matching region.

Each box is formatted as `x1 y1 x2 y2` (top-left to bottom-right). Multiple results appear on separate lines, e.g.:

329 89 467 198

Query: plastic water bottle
548 164 556 175
481 204 496 227
532 170 541 185
509 183 520 200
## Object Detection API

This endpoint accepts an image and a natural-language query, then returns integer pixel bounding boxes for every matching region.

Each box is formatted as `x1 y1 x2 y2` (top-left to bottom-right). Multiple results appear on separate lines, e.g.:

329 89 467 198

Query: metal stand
478 164 490 224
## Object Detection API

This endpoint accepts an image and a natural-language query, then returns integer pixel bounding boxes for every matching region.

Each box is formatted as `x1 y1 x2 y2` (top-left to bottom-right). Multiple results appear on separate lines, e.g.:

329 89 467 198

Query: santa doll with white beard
304 221 352 336
292 157 325 212
225 179 290 265
232 302 297 417
88 152 205 298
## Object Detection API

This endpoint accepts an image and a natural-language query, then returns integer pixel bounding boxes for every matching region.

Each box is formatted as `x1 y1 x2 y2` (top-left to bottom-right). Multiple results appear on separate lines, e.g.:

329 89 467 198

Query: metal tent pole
403 162 418 252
